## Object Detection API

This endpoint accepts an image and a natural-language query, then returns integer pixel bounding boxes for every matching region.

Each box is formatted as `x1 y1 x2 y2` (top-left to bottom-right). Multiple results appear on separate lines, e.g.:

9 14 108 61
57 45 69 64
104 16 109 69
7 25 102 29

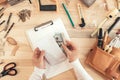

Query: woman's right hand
62 41 79 62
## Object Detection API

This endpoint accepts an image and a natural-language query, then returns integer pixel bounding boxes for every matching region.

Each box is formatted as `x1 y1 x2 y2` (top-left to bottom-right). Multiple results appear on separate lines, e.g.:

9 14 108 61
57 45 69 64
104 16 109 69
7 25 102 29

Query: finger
66 40 77 50
62 44 71 57
41 50 45 56
33 48 41 58
33 48 39 58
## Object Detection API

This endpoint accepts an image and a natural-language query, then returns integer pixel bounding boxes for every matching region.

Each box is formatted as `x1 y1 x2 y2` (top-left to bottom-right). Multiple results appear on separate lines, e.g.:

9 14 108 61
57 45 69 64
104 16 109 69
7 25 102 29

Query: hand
32 48 45 69
62 41 79 62
0 0 6 4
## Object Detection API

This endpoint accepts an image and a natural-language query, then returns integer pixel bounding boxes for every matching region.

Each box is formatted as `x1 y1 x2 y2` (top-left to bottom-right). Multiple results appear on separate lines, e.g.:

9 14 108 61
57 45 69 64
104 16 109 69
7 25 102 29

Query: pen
4 23 15 38
62 3 75 28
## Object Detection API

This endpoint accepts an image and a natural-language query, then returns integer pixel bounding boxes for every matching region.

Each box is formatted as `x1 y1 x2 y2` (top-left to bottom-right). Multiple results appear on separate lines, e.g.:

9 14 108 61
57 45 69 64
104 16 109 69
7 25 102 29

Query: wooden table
0 0 119 80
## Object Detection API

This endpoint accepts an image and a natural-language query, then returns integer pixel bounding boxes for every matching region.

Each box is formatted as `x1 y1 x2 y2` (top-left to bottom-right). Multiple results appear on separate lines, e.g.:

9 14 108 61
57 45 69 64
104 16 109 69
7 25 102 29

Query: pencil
62 3 75 28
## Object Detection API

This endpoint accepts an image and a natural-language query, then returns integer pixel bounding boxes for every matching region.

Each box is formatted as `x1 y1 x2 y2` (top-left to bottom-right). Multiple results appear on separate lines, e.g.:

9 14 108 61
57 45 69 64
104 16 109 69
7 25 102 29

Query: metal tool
91 8 119 37
34 20 53 31
77 4 86 28
107 17 120 34
18 9 31 22
97 28 103 48
0 62 17 78
80 0 96 7
0 20 5 26
104 35 120 53
38 0 57 11
7 0 25 6
114 34 120 48
104 41 114 53
4 13 12 31
0 7 5 15
0 13 4 19
29 0 32 4
54 33 67 56
4 22 15 38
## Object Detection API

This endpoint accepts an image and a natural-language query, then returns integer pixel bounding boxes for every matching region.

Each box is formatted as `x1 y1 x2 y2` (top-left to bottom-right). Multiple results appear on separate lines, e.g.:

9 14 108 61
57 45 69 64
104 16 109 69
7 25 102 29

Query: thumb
62 44 71 57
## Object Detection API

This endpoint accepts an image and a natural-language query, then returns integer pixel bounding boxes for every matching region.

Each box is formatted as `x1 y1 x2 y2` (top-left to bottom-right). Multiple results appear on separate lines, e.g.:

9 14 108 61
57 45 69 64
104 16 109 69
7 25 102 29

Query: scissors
0 62 17 78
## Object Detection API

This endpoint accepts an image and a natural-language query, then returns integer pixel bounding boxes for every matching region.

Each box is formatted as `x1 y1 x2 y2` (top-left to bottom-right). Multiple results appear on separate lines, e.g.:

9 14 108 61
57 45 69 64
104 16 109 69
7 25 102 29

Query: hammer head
7 0 25 6
80 0 96 7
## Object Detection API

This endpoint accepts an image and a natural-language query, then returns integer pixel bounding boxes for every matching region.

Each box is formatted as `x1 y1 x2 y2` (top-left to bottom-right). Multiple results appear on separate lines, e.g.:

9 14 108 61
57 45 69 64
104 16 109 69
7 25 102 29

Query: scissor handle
4 62 16 70
0 62 17 77
1 69 17 76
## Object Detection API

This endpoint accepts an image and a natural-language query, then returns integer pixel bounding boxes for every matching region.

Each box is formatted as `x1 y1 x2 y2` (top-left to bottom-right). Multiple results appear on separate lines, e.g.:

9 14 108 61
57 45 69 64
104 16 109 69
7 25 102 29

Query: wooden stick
11 45 19 56
117 0 120 11
104 0 109 11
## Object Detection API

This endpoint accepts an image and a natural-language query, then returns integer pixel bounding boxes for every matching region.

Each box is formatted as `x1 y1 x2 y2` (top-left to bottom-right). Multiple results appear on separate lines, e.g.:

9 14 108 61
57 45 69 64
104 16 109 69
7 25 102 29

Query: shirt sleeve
71 59 93 80
29 67 46 80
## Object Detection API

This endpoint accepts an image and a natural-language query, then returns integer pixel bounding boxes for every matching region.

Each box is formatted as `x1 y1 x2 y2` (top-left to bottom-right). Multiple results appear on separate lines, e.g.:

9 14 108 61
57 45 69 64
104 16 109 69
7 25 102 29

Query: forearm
29 67 46 80
71 59 93 80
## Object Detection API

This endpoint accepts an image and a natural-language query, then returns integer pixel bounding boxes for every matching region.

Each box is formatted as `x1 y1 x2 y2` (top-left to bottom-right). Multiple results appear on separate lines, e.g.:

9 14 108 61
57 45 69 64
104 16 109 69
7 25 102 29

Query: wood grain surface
0 0 119 80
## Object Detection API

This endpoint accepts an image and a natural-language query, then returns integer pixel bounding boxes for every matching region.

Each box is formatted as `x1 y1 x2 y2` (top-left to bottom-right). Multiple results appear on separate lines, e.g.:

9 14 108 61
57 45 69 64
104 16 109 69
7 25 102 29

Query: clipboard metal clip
34 20 53 31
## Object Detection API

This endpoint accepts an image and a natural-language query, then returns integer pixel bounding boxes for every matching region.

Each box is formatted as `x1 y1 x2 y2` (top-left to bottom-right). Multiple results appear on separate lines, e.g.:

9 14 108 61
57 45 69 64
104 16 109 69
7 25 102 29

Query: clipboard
26 18 72 78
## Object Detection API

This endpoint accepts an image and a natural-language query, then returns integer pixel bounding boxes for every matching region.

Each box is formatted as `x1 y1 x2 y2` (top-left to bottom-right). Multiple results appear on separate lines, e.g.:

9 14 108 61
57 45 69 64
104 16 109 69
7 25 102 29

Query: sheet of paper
33 34 66 65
